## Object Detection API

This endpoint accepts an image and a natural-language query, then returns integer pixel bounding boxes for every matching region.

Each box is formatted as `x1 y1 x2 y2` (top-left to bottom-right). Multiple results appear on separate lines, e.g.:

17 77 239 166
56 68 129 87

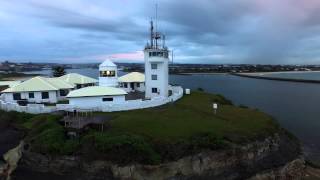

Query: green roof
2 76 74 93
118 72 145 83
58 73 98 85
67 86 127 98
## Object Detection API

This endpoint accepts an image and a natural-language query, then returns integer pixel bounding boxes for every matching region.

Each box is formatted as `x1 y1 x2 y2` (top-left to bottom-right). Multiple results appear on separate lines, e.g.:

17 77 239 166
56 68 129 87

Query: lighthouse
99 59 118 87
144 20 169 99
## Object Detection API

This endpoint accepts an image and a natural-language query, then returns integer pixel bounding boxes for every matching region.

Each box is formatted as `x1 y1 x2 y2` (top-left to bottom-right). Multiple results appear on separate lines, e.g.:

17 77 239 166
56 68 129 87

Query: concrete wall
68 95 126 109
144 50 169 99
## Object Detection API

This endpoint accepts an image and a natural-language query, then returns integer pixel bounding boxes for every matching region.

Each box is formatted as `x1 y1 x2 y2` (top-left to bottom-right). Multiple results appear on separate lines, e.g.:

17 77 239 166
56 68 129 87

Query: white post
213 103 218 115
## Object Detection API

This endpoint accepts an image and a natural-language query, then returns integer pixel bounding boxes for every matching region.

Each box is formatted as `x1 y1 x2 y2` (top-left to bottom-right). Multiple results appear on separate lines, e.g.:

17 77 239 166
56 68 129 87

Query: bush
27 114 78 155
0 110 34 125
239 104 249 109
197 87 204 91
92 133 160 164
188 133 228 150
211 94 233 105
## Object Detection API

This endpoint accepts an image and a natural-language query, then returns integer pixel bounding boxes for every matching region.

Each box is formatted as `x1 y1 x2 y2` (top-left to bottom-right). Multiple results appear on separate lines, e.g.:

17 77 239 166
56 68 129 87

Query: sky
1 0 320 64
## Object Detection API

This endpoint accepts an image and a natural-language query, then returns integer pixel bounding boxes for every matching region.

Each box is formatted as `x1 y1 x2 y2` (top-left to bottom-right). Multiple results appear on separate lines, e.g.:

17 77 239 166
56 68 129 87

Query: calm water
25 69 320 163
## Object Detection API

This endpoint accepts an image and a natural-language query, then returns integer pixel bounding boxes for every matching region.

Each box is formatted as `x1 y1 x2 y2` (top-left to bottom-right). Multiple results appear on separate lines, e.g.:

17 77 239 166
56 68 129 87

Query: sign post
213 103 218 114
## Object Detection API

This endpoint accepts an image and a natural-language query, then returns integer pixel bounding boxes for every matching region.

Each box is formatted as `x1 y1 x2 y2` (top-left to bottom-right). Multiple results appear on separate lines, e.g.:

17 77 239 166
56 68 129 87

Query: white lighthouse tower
144 20 169 99
99 59 118 87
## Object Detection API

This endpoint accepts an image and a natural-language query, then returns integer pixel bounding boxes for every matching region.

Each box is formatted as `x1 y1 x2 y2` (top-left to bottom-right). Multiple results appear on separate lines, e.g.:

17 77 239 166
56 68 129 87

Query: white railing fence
0 86 184 114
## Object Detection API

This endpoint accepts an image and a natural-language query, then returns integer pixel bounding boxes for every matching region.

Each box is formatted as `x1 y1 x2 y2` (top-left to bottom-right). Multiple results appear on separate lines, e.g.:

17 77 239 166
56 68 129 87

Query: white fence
0 86 184 114
0 101 56 114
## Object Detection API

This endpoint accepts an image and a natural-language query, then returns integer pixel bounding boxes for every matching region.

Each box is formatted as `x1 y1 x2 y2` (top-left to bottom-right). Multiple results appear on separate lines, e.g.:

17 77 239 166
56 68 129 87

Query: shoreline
172 70 320 76
231 73 320 84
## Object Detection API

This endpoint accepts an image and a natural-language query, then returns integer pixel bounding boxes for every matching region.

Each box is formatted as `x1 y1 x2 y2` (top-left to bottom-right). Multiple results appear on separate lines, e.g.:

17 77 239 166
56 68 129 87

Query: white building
2 76 74 104
0 20 184 114
59 73 97 89
67 86 127 109
118 72 145 92
99 59 118 87
144 21 169 99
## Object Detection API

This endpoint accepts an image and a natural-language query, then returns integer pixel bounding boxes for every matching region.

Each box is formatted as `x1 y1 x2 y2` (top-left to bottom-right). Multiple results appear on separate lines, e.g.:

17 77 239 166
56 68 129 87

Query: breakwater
231 73 320 84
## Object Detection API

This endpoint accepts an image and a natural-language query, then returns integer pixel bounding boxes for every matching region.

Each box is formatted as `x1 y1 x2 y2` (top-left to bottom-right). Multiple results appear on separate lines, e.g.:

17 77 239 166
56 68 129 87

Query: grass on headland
104 91 278 143
0 91 280 164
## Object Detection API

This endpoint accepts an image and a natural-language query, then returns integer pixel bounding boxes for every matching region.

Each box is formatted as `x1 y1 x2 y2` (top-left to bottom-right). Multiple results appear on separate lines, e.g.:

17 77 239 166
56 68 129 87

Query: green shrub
239 104 249 109
188 133 228 150
27 114 78 155
0 110 34 125
211 94 233 105
197 87 204 91
93 133 160 164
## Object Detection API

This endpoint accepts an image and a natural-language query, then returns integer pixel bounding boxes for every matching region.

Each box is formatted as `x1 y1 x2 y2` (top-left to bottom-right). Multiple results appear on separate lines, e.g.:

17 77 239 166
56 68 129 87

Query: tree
52 66 66 77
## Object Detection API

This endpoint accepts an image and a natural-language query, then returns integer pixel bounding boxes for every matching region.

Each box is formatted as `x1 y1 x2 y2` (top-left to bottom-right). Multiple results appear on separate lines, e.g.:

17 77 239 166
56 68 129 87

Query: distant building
99 59 118 87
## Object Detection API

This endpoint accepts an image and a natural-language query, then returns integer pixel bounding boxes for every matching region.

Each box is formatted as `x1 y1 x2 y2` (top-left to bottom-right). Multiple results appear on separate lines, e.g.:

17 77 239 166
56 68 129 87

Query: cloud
1 0 320 64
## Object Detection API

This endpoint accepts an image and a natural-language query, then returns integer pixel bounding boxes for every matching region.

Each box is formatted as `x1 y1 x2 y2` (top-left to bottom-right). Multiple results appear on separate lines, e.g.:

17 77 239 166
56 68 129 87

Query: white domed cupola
99 59 118 87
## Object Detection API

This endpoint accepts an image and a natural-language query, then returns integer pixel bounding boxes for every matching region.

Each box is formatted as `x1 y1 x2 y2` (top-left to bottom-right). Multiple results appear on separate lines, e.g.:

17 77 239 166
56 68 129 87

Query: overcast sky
1 0 320 64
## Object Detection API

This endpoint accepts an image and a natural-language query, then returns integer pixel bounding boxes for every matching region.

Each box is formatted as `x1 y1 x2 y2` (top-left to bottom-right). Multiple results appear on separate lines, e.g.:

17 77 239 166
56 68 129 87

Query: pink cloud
109 51 144 61
61 51 144 63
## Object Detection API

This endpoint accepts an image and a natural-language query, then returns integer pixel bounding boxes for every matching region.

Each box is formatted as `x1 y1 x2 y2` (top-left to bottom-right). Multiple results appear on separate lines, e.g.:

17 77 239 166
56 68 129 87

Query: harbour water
25 68 320 164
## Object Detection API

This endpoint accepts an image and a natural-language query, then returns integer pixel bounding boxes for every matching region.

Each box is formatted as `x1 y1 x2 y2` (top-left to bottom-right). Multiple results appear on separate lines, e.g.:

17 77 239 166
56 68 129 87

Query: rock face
1 141 24 180
15 132 305 180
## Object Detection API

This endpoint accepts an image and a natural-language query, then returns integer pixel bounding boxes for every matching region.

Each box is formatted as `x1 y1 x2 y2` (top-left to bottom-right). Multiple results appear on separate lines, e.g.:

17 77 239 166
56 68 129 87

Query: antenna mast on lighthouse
145 3 167 50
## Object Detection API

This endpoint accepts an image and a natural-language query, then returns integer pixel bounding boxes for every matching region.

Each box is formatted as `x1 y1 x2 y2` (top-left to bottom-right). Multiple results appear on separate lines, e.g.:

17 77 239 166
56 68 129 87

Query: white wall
2 91 59 103
68 95 125 109
144 50 169 99
0 86 183 114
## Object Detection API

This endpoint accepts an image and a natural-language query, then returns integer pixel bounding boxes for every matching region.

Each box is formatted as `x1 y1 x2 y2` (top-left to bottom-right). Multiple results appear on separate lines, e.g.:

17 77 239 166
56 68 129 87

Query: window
136 83 140 87
151 63 157 69
149 51 168 57
164 52 169 58
76 84 82 89
13 93 21 100
157 52 163 56
124 83 128 88
152 75 157 80
100 70 116 77
42 92 49 99
152 52 157 56
102 97 113 102
152 88 158 93
29 92 34 99
60 89 68 96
